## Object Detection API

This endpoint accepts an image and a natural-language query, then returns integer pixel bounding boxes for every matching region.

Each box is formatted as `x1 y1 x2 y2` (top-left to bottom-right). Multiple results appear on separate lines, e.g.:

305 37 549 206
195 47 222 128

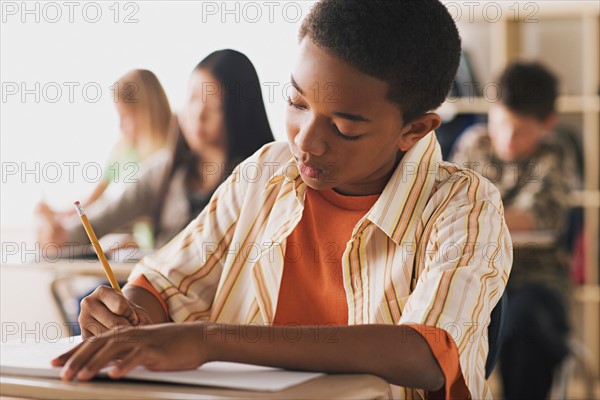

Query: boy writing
53 1 512 399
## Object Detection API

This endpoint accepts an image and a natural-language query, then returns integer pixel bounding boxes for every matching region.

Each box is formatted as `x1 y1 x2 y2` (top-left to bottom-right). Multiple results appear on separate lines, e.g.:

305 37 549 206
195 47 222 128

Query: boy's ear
398 113 441 151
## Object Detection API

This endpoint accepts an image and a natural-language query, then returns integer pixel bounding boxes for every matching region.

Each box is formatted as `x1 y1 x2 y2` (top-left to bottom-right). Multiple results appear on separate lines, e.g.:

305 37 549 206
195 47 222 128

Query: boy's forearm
200 323 444 391
122 285 168 324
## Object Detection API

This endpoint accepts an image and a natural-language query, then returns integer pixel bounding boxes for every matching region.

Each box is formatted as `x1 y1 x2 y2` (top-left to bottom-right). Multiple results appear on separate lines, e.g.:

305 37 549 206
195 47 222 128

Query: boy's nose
294 121 326 157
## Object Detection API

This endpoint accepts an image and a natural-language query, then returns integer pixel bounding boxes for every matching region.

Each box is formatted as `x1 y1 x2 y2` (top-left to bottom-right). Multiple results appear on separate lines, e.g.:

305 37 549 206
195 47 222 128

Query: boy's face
488 104 554 162
286 39 440 196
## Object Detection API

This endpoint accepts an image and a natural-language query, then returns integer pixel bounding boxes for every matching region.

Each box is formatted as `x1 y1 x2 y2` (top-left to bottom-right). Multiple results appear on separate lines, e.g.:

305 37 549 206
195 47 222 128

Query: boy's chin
298 174 337 191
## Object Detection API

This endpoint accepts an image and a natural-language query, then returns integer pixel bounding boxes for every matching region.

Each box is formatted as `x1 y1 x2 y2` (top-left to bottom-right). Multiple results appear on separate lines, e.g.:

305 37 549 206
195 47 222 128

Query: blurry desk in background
0 230 140 340
1 229 149 339
1 258 135 279
0 259 137 340
509 230 556 247
0 373 391 400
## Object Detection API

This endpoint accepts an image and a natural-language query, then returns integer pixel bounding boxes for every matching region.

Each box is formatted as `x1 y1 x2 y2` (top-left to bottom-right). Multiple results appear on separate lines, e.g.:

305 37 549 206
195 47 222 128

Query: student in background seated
87 69 172 206
450 62 578 400
37 50 274 249
54 2 512 399
53 69 171 213
37 69 172 247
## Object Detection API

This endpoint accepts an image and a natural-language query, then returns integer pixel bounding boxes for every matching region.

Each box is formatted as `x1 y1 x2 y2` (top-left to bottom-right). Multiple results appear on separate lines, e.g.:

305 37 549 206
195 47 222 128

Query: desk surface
1 373 391 400
1 259 135 282
1 230 149 281
509 230 556 246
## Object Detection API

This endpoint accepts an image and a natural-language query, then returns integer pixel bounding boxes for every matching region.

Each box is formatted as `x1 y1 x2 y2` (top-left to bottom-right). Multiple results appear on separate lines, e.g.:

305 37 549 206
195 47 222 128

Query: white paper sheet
0 336 323 391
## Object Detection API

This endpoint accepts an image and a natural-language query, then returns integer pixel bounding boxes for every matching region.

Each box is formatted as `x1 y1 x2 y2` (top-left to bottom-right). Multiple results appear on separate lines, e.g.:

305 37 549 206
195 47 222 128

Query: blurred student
53 2 513 399
37 49 274 249
37 69 171 247
80 69 171 211
93 69 172 204
450 62 578 399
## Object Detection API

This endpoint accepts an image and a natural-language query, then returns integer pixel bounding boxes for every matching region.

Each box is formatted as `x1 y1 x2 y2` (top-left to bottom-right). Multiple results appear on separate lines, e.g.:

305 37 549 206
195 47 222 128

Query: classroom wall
1 1 318 229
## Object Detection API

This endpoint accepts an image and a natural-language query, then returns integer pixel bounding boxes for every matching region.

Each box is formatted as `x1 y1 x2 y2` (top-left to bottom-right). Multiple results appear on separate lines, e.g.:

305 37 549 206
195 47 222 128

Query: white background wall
1 1 317 229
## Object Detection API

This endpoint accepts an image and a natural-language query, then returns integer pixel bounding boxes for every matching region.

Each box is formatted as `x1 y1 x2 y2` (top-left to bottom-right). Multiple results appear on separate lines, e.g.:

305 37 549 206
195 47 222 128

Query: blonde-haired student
36 69 172 248
84 69 171 207
37 68 171 225
54 2 512 399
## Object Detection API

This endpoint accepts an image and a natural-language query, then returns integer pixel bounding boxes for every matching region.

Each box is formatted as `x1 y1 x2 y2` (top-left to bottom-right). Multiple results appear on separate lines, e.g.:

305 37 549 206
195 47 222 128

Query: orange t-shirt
273 188 379 326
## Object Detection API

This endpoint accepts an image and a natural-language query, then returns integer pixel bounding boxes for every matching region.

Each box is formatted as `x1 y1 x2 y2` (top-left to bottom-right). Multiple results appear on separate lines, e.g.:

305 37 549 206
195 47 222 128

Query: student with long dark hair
38 49 274 249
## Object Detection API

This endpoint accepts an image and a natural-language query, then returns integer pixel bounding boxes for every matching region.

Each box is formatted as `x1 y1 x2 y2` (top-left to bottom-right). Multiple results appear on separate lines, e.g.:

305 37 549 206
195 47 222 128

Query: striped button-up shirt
131 131 512 399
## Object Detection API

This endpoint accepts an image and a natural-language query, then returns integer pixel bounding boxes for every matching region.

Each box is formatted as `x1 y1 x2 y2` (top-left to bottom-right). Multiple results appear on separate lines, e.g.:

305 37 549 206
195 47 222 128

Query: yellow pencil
74 201 122 294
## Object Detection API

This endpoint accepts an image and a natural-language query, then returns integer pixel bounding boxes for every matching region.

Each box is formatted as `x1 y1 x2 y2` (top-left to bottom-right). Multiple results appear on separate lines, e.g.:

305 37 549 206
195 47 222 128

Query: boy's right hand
79 286 154 339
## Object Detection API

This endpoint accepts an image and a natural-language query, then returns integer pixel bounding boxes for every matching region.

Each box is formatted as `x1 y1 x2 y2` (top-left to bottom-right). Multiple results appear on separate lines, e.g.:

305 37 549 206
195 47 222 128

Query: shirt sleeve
404 324 471 400
399 186 513 398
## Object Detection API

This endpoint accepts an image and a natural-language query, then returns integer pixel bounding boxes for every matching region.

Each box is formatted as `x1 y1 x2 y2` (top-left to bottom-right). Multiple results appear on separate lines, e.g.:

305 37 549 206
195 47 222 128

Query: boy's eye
332 124 360 141
287 96 361 141
286 97 306 111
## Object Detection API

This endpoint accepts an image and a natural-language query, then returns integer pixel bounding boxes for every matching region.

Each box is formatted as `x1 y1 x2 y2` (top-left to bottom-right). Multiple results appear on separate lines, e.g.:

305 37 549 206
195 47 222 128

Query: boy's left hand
51 323 211 381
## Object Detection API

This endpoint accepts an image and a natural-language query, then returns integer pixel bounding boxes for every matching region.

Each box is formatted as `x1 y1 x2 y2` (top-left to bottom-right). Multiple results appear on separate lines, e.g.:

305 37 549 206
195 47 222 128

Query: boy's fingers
107 347 143 379
61 338 108 381
96 286 137 323
75 342 131 381
51 342 83 367
79 316 111 339
91 312 134 332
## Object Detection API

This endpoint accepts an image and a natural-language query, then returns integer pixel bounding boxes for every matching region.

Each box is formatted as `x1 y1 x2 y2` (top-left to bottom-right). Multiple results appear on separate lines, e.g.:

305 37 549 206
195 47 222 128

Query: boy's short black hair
499 62 558 121
299 0 461 123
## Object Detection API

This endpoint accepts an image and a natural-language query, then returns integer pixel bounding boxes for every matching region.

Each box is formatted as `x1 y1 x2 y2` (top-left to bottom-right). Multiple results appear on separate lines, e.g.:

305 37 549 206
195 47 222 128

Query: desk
0 373 391 399
509 230 556 247
1 258 136 280
2 228 143 333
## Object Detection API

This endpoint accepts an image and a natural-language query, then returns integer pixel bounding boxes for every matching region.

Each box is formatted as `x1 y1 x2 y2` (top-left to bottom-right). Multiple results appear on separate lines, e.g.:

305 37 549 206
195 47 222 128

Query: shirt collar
266 158 300 184
265 158 307 203
367 131 442 244
265 131 442 244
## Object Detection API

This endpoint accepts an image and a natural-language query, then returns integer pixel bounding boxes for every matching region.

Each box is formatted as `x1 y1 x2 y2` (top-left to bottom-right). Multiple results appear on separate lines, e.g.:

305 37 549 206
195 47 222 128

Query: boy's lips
297 161 323 179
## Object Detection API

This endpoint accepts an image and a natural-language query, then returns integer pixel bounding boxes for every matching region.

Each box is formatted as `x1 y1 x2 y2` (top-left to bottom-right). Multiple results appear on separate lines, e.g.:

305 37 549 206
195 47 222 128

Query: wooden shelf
569 190 600 208
573 284 600 303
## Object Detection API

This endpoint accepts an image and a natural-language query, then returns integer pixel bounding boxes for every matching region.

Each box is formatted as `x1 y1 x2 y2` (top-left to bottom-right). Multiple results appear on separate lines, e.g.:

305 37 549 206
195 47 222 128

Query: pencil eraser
74 201 80 205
